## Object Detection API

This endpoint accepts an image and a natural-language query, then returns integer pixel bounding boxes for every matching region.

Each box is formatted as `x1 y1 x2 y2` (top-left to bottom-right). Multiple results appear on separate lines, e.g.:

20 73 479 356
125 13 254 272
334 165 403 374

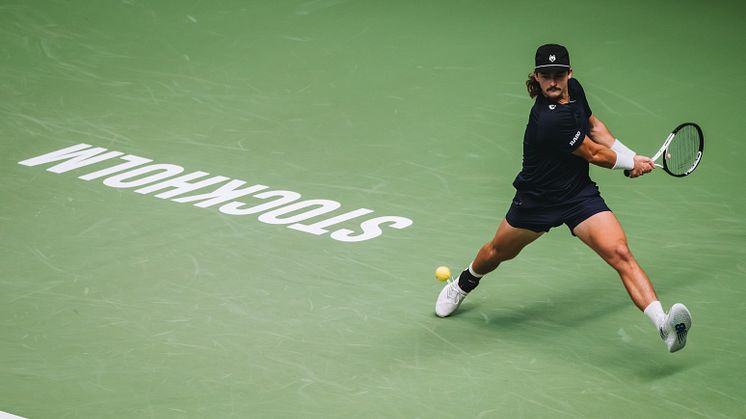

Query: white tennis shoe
435 279 468 317
659 303 692 353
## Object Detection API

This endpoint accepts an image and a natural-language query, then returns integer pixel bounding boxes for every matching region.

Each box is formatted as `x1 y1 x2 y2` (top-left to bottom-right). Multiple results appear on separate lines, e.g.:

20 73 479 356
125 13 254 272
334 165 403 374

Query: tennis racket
624 122 704 177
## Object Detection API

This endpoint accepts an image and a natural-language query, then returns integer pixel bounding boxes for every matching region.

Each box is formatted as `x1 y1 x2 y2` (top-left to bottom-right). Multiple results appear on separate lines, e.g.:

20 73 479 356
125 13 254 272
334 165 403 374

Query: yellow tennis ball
435 266 451 282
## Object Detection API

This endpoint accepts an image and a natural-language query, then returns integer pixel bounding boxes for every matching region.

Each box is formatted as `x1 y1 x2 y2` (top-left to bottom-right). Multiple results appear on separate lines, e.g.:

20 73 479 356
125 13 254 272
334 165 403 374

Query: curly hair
526 72 541 98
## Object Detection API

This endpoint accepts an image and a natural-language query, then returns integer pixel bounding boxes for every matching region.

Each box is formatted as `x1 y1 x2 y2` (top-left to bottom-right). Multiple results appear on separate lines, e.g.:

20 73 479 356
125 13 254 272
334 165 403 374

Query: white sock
468 262 484 278
644 301 665 328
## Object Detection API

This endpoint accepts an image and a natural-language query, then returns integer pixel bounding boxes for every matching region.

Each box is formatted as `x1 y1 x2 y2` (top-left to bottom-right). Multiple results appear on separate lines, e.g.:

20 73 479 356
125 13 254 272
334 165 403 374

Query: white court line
0 411 27 419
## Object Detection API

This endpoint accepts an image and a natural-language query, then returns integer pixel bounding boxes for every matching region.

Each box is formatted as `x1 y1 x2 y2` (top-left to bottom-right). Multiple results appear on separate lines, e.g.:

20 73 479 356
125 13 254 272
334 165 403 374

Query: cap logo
549 54 556 63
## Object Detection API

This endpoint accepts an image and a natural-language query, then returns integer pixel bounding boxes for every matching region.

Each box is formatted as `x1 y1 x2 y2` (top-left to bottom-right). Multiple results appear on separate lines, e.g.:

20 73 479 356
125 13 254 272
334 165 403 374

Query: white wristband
610 139 636 159
611 139 636 170
612 150 635 170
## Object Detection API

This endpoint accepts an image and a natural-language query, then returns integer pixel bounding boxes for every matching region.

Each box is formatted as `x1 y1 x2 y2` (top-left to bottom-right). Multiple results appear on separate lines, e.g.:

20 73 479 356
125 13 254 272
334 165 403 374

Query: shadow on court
453 282 632 332
634 359 694 381
419 277 705 381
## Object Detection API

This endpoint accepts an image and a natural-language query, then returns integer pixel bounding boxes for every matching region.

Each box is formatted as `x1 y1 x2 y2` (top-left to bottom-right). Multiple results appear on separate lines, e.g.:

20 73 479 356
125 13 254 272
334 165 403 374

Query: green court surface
2 1 746 418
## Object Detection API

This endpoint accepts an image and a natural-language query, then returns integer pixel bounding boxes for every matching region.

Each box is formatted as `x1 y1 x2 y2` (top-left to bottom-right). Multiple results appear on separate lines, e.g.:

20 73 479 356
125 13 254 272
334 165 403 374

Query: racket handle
623 170 630 177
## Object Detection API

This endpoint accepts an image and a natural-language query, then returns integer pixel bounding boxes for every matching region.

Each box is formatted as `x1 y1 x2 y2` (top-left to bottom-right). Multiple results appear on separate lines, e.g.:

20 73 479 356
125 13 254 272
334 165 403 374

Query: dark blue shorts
505 187 611 235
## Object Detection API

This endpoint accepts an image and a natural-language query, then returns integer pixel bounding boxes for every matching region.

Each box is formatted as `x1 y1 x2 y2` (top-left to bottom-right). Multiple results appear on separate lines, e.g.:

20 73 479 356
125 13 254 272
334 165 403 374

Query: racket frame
658 122 704 177
624 122 703 177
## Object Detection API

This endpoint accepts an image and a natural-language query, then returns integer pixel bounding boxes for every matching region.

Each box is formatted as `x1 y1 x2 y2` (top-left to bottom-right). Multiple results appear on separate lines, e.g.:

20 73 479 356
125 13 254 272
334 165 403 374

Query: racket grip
623 170 630 177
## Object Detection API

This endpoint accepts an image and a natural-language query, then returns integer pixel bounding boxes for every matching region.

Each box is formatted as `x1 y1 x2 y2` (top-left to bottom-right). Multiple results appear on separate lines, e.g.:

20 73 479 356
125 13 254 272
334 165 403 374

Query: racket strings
665 125 700 175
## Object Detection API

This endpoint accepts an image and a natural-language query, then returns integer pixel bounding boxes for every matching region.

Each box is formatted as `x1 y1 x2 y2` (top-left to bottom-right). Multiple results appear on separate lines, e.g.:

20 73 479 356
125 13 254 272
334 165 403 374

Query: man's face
535 70 571 101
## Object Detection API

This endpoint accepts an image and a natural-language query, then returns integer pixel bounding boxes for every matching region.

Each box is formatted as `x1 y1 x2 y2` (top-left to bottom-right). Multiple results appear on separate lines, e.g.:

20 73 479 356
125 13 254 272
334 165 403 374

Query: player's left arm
587 115 616 148
586 114 654 176
572 135 654 177
572 78 616 148
576 80 652 175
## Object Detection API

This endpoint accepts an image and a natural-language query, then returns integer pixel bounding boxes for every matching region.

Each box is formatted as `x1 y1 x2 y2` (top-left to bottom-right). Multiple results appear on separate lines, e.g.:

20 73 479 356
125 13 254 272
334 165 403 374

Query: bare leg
572 211 657 310
471 219 544 275
435 219 543 317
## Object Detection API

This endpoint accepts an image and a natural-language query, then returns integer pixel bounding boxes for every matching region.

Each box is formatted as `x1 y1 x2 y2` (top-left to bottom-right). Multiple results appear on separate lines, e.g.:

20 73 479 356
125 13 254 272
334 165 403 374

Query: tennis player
435 44 692 353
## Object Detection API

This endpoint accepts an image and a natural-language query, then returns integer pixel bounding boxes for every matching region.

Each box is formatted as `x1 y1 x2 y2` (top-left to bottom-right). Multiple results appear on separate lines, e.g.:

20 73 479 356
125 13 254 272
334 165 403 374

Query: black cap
534 44 571 73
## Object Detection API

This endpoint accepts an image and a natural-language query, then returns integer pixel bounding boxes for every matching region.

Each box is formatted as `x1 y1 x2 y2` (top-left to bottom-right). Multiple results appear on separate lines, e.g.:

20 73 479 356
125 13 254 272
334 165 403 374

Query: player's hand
628 155 654 178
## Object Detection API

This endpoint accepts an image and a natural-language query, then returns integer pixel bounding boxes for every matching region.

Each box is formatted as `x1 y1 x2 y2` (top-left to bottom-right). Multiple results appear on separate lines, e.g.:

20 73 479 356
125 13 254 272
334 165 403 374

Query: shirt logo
569 130 581 146
549 54 556 63
548 104 556 110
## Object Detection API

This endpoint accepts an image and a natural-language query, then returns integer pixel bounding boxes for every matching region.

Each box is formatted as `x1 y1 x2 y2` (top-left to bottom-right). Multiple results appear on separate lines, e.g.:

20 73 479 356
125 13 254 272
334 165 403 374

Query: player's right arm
572 136 653 177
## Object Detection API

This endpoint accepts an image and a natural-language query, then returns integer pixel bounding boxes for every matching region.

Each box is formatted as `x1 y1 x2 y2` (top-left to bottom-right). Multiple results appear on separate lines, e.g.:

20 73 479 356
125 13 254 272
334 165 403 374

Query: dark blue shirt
512 78 597 207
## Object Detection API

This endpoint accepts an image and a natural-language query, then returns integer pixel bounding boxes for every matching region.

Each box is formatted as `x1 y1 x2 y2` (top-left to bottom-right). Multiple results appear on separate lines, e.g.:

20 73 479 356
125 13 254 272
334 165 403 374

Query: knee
484 242 519 263
608 242 635 268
